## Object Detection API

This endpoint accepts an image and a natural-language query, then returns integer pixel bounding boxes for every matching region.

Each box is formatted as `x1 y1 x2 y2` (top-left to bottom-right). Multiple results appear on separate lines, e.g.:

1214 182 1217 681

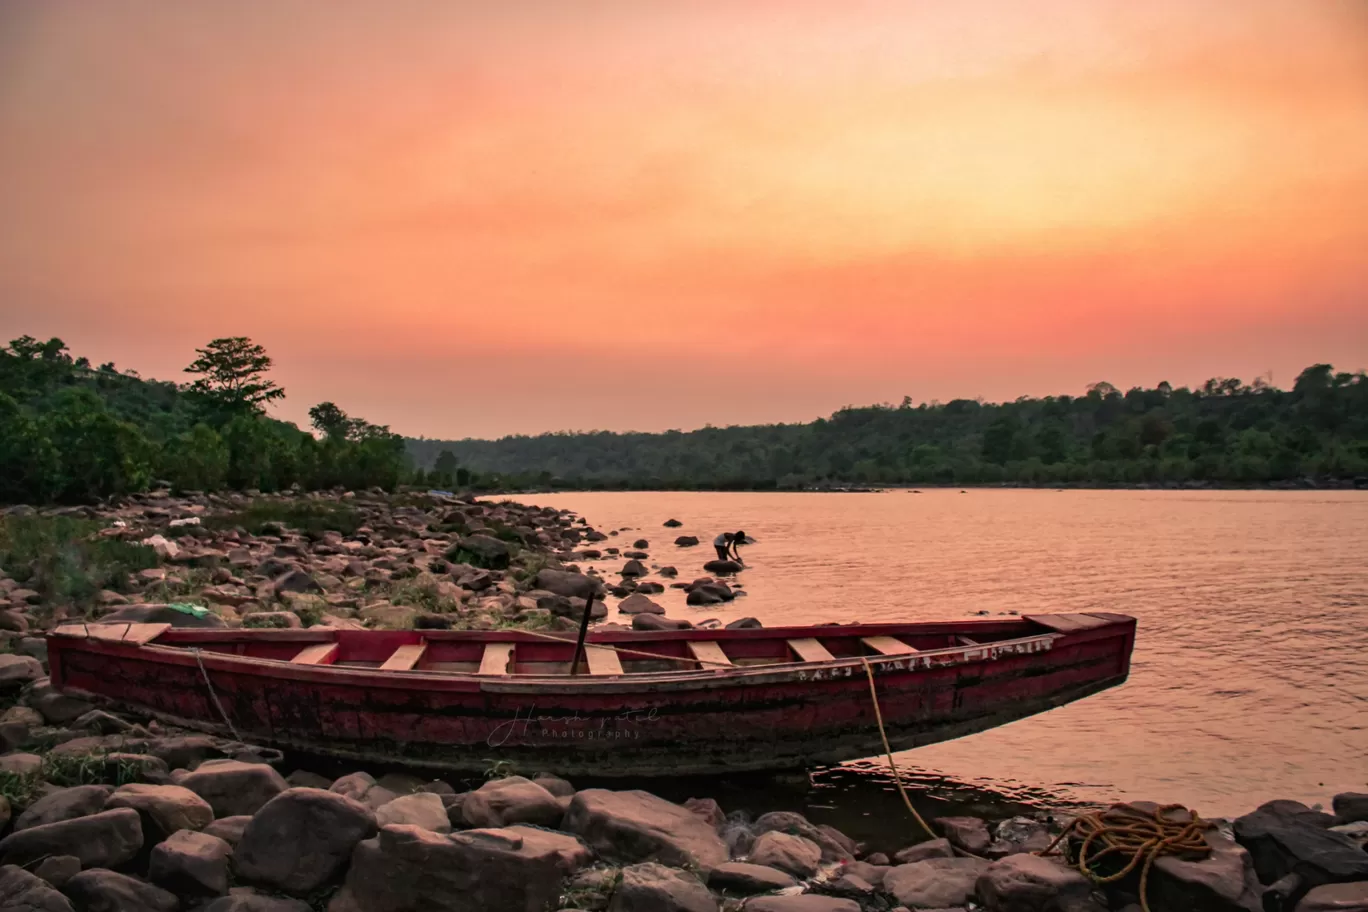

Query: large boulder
0 864 74 912
15 785 114 831
938 815 992 855
1148 831 1263 912
451 535 511 570
621 560 649 578
753 812 852 862
1233 801 1368 895
1332 793 1368 825
233 787 377 896
330 771 398 810
976 852 1095 911
105 783 214 841
1296 882 1368 911
202 815 251 846
883 856 990 909
461 776 564 829
0 808 142 869
99 603 227 628
0 654 43 692
562 789 729 870
742 897 861 912
376 793 450 833
62 868 178 912
708 862 798 894
618 593 666 615
533 569 602 600
327 825 566 912
609 862 717 912
179 759 288 817
501 825 594 875
675 536 699 547
892 837 955 863
204 892 313 912
702 560 743 575
149 829 232 896
748 831 822 878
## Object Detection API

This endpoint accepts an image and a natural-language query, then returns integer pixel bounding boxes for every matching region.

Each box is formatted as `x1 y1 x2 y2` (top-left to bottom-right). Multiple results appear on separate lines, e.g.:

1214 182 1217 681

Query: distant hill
407 364 1368 489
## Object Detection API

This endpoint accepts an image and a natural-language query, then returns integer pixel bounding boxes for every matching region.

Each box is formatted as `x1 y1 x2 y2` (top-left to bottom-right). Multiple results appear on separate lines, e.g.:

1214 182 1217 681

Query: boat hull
47 615 1134 776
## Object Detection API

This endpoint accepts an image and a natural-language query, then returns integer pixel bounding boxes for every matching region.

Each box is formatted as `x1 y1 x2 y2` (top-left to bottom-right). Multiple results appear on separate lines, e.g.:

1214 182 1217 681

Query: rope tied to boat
1040 803 1211 912
860 658 939 842
192 647 242 742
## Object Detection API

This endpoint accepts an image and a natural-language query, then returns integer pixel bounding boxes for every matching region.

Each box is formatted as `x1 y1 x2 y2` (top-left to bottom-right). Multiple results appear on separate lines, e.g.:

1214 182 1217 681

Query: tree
433 449 459 487
185 337 285 417
309 401 360 440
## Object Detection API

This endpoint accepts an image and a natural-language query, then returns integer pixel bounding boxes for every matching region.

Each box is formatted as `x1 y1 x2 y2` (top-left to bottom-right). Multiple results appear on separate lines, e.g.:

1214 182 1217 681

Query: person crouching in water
713 532 734 562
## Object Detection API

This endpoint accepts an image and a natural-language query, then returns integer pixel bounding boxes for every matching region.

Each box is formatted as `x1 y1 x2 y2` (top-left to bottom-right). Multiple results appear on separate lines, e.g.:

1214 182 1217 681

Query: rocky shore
2 490 1367 911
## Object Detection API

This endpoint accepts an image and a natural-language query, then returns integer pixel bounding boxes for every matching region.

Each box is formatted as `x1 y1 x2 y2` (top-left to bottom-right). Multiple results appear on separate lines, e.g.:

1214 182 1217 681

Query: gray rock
1233 801 1368 894
633 613 693 631
375 792 450 833
26 680 95 724
0 752 42 778
104 783 214 840
180 758 287 817
149 829 232 896
618 593 665 615
204 892 313 912
976 852 1095 911
0 654 43 692
621 560 649 577
883 856 990 909
233 787 377 896
534 569 602 600
15 785 114 831
708 861 798 894
609 862 717 912
703 559 743 575
0 808 142 869
453 534 511 570
327 824 566 912
675 537 699 547
0 864 74 912
749 831 822 878
202 815 251 846
938 815 992 855
532 775 576 798
1332 793 1368 825
742 897 861 912
892 837 954 864
563 789 730 870
285 769 333 789
726 617 763 629
273 570 321 595
499 825 594 875
841 860 890 886
32 855 81 889
987 816 1055 858
1149 831 1262 912
462 776 565 828
1296 881 1368 911
63 868 178 912
753 811 852 862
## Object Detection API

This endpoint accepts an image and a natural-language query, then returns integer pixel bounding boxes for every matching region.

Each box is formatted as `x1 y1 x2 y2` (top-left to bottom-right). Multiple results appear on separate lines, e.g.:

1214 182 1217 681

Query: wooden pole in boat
569 596 594 676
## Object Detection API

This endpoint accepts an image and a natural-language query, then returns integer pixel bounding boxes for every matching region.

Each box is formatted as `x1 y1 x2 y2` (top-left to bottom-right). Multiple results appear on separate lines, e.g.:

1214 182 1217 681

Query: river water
531 489 1368 824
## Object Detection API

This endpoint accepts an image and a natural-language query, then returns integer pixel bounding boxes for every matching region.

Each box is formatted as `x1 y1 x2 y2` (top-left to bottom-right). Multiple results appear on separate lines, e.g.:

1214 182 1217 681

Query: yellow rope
1039 803 1210 912
860 658 939 841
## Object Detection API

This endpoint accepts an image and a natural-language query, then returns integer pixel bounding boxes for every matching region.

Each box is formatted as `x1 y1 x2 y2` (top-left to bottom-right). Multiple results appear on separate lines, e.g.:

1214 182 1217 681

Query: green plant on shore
140 567 213 605
43 751 146 788
388 579 461 614
205 499 362 540
0 768 42 807
558 867 622 911
481 758 518 780
0 515 158 613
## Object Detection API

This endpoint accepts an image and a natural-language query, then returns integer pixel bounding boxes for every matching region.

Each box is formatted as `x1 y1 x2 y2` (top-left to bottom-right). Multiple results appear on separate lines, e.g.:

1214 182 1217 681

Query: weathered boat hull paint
48 615 1134 776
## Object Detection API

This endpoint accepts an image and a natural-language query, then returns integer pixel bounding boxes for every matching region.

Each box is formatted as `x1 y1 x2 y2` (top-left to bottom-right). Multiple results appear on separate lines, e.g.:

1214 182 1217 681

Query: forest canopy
407 365 1368 489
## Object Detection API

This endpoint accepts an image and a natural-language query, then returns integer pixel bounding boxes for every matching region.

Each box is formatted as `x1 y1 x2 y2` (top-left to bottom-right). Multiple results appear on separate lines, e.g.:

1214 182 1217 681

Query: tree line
407 365 1368 489
0 335 410 504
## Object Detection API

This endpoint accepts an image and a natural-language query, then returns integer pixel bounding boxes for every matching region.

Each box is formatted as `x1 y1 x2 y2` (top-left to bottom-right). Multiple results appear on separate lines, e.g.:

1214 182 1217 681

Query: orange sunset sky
1 1 1366 439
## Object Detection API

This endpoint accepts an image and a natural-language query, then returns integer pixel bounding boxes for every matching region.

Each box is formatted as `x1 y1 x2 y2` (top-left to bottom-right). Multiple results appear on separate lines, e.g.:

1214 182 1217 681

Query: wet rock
462 776 564 828
633 613 693 631
563 789 730 870
327 824 566 912
624 551 650 560
749 831 822 878
63 868 178 912
938 815 992 855
658 566 679 578
180 758 288 817
977 852 1094 911
15 785 115 831
1149 831 1263 912
708 861 798 894
1333 793 1368 825
234 787 377 895
1233 801 1368 891
703 559 743 575
104 783 214 840
753 811 853 862
609 862 717 912
727 617 763 629
0 808 143 869
376 792 451 833
149 829 232 896
893 837 955 863
0 864 75 912
618 593 666 615
883 856 990 909
742 897 861 912
621 559 649 577
203 815 251 846
534 569 602 600
0 654 43 692
675 536 700 547
1296 882 1368 911
687 588 724 606
33 855 82 889
664 519 683 527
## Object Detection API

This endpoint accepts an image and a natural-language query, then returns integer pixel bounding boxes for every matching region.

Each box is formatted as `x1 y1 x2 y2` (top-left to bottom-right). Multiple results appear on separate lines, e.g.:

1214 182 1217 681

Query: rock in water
664 519 683 527
562 789 729 870
609 862 717 912
533 569 602 600
0 864 74 912
461 776 564 828
703 559 743 575
0 808 142 870
618 593 666 615
327 825 566 912
621 559 649 577
62 869 178 912
233 788 377 895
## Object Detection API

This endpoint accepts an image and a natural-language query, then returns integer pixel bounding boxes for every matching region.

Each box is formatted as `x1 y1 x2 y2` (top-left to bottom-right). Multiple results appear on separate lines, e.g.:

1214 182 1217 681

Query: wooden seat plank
291 643 339 665
380 642 427 672
955 636 980 646
1026 613 1113 633
479 642 515 676
862 635 919 656
54 623 172 646
686 640 734 668
788 638 835 663
585 644 625 676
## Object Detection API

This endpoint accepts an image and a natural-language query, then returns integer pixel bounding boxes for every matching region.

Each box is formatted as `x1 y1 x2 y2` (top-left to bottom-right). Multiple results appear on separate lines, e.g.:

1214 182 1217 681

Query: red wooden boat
47 613 1135 776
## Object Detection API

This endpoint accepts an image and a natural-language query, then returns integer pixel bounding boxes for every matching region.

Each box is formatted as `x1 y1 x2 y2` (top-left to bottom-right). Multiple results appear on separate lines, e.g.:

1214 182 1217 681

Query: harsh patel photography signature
486 704 661 747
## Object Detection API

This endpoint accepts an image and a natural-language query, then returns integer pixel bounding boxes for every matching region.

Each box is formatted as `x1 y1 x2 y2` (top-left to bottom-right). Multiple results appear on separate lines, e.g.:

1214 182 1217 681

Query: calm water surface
532 490 1368 820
